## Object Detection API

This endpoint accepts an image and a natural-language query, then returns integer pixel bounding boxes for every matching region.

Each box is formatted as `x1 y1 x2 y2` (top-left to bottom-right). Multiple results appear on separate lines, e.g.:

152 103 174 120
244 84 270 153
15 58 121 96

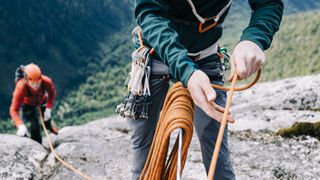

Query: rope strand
37 106 91 180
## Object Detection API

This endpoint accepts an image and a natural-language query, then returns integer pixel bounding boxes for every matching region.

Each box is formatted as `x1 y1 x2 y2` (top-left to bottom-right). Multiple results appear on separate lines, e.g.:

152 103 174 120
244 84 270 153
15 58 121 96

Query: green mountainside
0 0 320 133
0 0 133 118
263 11 320 81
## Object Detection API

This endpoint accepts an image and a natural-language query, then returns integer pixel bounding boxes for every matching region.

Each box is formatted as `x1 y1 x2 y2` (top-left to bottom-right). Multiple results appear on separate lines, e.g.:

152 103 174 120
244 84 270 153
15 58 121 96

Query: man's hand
44 108 52 121
228 40 265 81
187 70 234 123
16 124 29 137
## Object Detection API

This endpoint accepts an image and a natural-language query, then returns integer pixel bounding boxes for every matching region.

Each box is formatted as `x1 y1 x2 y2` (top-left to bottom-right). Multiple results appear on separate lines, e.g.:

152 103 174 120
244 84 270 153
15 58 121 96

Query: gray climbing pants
127 55 236 180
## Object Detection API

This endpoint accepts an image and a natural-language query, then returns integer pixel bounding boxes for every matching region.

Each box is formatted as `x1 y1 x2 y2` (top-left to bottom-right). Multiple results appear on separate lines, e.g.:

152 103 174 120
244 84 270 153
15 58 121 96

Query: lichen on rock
276 121 320 139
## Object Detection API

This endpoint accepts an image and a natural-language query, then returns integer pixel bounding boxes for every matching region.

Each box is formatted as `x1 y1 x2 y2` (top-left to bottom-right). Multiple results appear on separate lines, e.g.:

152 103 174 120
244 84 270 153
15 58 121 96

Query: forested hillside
1 0 319 133
0 0 133 118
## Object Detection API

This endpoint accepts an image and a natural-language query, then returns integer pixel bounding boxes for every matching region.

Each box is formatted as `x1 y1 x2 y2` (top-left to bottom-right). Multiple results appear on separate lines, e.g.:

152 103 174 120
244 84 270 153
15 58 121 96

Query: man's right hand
16 124 29 137
187 70 234 123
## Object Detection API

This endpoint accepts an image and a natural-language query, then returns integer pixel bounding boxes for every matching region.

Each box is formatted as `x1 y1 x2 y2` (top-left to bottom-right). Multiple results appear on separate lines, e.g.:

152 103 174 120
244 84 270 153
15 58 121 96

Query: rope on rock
37 106 91 180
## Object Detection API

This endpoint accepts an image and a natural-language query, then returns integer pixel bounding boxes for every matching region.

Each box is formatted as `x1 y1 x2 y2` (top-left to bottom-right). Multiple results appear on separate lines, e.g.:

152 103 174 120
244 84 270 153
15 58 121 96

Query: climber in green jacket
128 0 284 179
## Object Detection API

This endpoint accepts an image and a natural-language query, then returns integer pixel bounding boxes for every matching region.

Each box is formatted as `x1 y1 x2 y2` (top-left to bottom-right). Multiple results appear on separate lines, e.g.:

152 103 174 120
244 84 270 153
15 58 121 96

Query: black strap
150 73 223 82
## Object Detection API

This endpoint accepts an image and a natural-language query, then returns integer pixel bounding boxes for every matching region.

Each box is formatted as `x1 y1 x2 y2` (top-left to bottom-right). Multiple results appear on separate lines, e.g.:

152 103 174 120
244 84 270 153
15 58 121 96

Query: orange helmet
24 63 42 82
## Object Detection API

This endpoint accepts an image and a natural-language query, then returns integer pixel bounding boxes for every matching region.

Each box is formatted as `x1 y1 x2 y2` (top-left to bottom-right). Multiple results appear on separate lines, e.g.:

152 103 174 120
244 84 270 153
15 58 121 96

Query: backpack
15 65 25 83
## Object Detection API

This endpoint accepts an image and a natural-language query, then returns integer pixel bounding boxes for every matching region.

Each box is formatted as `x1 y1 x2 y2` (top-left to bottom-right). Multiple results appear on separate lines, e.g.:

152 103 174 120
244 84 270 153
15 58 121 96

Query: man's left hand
44 108 52 121
228 40 265 81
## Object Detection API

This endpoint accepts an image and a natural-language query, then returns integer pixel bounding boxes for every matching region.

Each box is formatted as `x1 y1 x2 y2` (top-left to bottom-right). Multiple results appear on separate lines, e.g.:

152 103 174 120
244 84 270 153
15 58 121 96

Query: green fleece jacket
135 0 284 86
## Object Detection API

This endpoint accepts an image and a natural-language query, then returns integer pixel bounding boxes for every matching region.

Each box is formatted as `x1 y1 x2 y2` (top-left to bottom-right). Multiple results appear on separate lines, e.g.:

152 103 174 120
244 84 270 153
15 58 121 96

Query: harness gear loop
115 28 154 120
37 106 91 180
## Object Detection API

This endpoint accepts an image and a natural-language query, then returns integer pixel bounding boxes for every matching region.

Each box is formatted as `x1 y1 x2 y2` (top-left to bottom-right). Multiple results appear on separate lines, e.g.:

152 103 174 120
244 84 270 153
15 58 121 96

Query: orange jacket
9 75 56 127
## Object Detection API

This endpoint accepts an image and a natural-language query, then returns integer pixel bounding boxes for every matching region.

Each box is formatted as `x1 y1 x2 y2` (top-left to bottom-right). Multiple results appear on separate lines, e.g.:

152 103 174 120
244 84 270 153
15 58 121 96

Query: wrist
238 39 264 51
18 124 26 129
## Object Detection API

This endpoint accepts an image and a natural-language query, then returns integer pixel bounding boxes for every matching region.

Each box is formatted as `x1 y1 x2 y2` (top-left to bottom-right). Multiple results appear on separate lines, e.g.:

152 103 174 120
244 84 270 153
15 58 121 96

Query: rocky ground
0 74 319 180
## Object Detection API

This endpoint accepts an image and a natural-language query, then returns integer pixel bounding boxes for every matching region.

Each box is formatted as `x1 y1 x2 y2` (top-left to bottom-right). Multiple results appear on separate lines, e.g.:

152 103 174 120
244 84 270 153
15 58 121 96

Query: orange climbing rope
37 106 91 180
140 82 194 180
208 73 238 180
140 71 260 180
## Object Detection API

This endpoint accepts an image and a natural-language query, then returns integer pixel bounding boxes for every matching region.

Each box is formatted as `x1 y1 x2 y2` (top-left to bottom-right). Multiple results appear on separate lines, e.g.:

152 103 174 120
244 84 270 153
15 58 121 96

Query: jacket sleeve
9 81 25 127
135 0 199 86
43 76 56 109
240 0 284 50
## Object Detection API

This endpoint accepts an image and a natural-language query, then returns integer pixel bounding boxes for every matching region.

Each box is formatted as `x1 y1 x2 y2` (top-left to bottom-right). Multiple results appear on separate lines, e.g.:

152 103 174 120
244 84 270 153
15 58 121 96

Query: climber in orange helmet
9 63 58 144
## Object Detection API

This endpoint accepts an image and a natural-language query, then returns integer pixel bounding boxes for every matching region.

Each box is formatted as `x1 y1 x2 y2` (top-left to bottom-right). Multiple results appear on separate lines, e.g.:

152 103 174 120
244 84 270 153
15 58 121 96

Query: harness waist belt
187 41 219 61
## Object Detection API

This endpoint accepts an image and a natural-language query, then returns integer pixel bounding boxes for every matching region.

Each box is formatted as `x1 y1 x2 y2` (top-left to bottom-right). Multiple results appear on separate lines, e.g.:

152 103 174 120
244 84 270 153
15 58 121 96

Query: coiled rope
140 82 194 180
139 72 260 180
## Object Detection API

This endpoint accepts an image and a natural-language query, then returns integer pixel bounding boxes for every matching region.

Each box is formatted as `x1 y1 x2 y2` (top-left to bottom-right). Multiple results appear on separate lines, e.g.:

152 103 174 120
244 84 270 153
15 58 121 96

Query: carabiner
198 17 217 33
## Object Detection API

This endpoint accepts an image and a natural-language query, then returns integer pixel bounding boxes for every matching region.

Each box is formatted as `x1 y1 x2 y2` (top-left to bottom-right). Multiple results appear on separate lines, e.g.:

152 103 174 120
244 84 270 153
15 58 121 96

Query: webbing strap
186 0 232 23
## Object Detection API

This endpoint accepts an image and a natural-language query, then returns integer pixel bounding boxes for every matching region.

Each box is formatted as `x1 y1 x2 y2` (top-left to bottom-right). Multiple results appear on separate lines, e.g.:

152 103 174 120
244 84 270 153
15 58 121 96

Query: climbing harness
186 0 232 33
37 106 91 180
